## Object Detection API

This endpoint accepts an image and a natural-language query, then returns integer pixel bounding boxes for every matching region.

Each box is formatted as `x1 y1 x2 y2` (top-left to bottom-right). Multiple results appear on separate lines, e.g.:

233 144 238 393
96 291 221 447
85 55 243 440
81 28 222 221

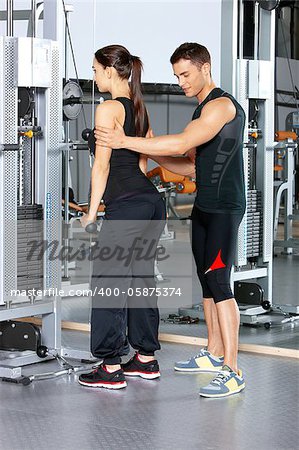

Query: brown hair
94 45 148 137
170 42 211 71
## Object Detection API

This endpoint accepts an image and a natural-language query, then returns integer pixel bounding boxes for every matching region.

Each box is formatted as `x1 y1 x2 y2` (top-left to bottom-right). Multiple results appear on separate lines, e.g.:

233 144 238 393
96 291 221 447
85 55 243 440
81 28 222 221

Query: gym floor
0 334 298 450
1 212 298 450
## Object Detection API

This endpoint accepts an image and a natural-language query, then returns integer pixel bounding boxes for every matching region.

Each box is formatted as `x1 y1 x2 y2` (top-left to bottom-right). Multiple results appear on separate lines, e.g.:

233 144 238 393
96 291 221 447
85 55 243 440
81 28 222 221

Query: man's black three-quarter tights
191 206 244 303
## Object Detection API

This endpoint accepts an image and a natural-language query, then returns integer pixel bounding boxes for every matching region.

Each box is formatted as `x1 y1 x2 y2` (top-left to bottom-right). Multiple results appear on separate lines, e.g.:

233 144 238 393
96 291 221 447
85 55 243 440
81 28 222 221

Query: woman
79 45 166 389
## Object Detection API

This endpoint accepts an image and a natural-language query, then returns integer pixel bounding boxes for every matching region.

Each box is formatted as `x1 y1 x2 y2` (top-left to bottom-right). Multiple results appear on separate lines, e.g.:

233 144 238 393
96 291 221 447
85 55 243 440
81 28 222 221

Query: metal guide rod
63 6 70 280
238 0 244 60
19 137 23 205
31 0 37 38
254 1 260 60
31 99 36 204
31 1 37 204
6 0 13 36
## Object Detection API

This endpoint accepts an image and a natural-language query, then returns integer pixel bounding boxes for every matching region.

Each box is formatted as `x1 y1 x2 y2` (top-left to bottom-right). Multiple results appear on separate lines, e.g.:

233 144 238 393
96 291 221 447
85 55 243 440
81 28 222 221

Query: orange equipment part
175 179 197 194
249 131 259 139
274 164 283 172
275 131 297 142
147 166 185 183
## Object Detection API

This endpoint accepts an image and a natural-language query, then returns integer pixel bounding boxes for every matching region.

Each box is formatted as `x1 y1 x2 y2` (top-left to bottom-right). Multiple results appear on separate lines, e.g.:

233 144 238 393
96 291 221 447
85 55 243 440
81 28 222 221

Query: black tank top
192 88 246 214
88 97 161 205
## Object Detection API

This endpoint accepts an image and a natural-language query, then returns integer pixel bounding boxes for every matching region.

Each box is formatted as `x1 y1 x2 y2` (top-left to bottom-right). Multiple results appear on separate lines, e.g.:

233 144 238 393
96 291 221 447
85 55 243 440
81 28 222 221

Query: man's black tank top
192 87 246 214
88 97 161 205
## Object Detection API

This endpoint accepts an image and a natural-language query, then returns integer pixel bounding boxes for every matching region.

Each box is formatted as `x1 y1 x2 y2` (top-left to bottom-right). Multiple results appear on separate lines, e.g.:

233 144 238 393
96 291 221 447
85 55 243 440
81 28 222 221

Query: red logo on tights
208 250 226 271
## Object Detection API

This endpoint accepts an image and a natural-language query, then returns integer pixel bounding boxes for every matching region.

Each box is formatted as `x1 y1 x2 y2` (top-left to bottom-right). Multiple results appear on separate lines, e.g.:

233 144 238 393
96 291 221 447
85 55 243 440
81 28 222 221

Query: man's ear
202 63 210 76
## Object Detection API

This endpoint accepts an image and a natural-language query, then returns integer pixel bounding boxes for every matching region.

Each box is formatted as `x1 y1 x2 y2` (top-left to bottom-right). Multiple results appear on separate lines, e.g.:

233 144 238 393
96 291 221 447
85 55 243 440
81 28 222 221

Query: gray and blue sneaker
199 365 245 398
174 348 224 373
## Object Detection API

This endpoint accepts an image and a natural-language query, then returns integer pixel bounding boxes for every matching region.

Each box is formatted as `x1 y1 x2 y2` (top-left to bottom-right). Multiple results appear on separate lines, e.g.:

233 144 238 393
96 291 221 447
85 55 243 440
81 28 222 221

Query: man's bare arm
150 149 196 177
95 98 235 156
146 128 195 177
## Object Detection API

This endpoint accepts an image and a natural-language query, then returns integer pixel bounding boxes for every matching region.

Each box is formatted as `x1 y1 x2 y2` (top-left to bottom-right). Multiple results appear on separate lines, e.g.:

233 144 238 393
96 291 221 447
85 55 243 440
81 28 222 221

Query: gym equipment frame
0 0 95 384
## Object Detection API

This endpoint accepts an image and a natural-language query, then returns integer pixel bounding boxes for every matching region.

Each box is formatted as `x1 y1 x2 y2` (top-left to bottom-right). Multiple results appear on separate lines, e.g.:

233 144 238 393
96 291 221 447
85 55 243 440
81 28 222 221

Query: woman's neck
111 79 131 99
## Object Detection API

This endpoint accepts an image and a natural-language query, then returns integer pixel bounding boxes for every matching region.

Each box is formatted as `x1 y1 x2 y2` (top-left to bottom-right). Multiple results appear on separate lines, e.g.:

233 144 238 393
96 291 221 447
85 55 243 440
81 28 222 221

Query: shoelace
212 371 230 386
193 348 207 359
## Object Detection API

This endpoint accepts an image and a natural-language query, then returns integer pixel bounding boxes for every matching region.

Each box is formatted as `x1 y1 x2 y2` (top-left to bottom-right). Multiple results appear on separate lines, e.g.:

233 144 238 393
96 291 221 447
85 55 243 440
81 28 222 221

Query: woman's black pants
90 195 166 365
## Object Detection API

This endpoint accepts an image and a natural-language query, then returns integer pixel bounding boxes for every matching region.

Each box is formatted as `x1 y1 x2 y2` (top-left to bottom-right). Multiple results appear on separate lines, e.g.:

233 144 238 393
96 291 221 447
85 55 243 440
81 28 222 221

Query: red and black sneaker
121 353 160 380
78 364 127 389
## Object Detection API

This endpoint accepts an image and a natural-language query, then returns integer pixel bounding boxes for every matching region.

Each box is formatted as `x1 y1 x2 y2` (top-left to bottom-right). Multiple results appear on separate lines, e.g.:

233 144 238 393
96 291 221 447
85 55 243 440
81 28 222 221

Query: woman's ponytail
130 56 148 137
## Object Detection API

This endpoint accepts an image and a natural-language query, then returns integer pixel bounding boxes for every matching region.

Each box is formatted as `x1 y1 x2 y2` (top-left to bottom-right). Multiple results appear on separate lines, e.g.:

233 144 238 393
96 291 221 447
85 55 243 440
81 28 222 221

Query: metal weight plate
63 81 83 120
18 87 32 118
258 1 280 11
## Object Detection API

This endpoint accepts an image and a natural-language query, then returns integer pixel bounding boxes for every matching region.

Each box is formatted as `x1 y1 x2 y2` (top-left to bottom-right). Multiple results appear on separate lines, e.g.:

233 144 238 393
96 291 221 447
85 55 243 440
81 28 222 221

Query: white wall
0 0 222 84
68 0 222 84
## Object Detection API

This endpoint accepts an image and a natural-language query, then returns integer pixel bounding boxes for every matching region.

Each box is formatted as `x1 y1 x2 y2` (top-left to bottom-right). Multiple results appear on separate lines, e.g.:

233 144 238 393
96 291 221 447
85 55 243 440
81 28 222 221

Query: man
95 42 246 398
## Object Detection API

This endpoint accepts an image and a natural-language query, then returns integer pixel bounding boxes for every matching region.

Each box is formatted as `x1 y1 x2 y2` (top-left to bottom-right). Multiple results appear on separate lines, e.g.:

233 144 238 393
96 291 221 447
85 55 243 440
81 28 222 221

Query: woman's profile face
92 58 110 93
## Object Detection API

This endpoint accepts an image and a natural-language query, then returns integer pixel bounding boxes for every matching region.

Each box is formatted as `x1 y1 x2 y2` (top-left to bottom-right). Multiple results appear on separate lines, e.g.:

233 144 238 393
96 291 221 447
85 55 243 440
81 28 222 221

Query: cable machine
0 0 97 384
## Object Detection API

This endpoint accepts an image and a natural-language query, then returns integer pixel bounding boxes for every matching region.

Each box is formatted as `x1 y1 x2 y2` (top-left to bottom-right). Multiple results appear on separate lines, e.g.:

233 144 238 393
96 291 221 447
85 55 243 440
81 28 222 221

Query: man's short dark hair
170 43 211 70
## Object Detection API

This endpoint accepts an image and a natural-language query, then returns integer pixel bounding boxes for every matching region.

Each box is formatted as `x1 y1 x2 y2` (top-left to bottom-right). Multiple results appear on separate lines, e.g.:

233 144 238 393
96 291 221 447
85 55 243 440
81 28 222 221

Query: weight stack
246 190 262 258
17 205 44 292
